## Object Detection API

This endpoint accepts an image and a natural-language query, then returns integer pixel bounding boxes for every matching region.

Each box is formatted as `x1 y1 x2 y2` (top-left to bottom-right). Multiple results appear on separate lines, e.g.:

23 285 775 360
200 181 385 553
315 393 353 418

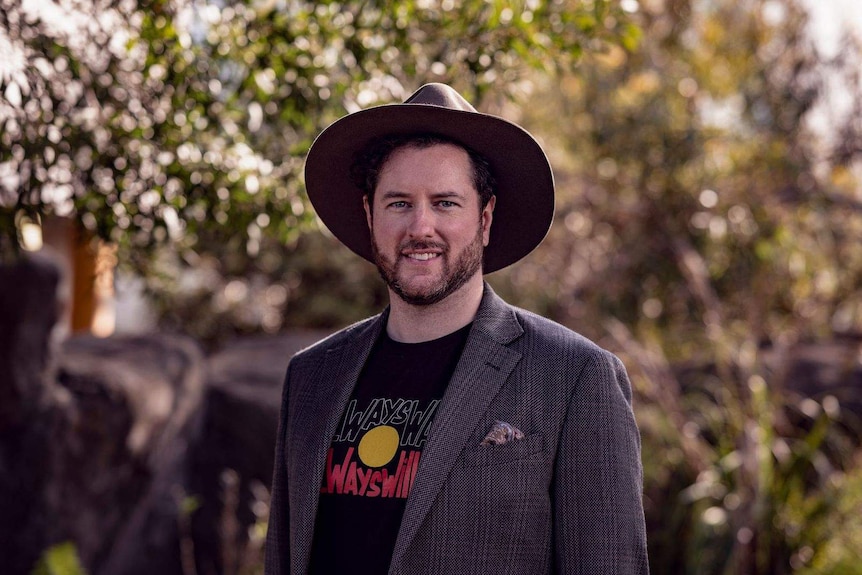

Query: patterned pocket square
480 420 525 446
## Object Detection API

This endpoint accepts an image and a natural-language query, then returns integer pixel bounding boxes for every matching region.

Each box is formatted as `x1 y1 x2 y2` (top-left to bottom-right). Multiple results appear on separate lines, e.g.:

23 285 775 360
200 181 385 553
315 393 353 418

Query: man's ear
481 195 496 247
363 194 373 229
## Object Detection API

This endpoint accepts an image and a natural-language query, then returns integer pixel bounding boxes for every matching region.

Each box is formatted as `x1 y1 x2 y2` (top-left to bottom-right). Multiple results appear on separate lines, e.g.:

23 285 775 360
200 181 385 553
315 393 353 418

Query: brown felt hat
304 83 555 273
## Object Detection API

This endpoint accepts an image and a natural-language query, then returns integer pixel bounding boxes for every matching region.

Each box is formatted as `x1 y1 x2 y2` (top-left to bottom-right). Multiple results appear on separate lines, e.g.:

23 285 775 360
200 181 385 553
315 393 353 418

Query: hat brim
304 103 555 273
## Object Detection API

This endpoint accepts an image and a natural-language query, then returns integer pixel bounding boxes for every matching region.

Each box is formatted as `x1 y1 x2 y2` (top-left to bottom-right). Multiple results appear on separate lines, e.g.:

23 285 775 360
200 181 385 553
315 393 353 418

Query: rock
775 338 862 418
188 332 327 575
0 254 64 575
57 334 205 575
0 253 61 428
0 263 205 575
0 253 327 575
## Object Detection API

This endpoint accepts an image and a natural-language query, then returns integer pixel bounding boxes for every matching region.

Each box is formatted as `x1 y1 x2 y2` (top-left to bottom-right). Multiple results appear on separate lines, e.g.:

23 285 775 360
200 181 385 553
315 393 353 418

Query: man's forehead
384 140 471 162
378 144 473 176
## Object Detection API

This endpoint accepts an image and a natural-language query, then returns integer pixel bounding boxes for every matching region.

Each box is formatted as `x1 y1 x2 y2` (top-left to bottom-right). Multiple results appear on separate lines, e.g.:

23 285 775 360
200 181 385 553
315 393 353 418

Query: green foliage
1 0 640 341
181 494 202 516
797 460 862 575
497 0 862 572
31 542 88 575
0 0 635 265
669 378 858 574
513 0 862 352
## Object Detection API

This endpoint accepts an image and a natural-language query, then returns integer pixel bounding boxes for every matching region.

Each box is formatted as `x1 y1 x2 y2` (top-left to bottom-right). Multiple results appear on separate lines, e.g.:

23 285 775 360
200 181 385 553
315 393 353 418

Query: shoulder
507 303 628 381
288 313 383 367
504 304 633 407
476 284 620 368
510 304 609 359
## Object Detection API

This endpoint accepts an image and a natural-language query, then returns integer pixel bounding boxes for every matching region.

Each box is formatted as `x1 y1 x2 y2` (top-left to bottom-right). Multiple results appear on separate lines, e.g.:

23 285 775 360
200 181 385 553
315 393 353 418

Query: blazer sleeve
553 350 649 574
265 361 293 575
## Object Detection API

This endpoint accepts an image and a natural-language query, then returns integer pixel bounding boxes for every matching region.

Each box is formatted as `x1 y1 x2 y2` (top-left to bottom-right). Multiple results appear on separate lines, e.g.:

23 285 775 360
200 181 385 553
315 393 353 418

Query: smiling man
265 84 649 575
363 138 495 332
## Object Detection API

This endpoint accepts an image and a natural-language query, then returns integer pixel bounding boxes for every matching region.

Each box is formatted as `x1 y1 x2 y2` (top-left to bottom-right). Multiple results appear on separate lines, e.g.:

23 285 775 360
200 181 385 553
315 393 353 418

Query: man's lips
400 242 445 262
403 251 441 261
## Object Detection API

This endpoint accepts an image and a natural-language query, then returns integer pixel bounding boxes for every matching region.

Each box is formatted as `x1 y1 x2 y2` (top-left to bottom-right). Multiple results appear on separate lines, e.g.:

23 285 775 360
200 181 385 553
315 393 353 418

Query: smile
404 252 441 261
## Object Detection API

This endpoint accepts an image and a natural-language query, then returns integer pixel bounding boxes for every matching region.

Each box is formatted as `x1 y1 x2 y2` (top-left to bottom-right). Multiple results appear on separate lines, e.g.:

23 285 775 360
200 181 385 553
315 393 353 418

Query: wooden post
40 216 116 337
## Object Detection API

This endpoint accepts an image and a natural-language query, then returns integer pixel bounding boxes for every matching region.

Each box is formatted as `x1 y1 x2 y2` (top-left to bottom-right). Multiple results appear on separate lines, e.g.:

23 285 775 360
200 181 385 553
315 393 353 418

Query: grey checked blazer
265 284 649 574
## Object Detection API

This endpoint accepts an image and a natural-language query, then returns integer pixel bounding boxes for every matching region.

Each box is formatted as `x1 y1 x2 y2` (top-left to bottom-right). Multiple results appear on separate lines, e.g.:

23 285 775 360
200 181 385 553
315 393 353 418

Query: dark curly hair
350 133 496 211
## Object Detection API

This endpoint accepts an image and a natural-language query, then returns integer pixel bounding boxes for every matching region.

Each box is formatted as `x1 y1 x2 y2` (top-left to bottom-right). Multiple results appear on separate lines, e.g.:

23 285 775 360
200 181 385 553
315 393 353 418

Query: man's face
363 143 495 306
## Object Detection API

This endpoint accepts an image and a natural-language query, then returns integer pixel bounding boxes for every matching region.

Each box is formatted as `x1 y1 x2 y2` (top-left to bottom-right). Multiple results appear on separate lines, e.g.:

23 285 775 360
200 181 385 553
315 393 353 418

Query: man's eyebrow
378 190 410 201
378 190 466 200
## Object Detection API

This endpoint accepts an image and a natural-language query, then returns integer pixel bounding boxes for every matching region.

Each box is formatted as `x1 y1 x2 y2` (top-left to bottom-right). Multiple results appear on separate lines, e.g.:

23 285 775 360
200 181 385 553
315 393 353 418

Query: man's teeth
407 253 439 261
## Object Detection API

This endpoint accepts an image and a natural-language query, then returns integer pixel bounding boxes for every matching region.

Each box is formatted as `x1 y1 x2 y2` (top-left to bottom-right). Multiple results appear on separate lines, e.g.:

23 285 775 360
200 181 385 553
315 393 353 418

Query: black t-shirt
308 323 471 575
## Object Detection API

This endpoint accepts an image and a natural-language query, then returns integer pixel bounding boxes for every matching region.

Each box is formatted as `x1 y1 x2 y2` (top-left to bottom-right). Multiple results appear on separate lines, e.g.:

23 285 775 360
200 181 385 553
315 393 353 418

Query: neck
385 274 484 343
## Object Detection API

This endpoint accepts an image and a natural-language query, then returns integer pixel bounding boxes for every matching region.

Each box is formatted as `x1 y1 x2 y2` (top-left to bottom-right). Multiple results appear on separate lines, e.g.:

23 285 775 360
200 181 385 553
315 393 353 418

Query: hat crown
404 83 478 113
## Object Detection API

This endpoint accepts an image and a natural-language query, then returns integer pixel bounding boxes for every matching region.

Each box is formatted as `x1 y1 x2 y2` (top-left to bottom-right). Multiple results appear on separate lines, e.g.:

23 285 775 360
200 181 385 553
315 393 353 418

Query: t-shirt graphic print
320 396 440 499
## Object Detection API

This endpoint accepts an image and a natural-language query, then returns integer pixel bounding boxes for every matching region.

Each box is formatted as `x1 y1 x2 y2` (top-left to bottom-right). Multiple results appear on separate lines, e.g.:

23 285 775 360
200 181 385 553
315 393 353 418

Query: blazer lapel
289 312 387 574
389 286 524 570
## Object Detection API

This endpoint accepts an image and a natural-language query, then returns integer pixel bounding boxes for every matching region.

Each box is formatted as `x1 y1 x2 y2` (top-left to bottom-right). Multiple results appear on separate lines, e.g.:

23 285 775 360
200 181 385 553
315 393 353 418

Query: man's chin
391 280 448 306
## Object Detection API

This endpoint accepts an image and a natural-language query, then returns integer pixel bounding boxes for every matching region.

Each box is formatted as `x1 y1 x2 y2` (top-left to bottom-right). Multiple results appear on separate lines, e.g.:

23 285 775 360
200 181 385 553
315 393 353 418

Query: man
265 83 649 575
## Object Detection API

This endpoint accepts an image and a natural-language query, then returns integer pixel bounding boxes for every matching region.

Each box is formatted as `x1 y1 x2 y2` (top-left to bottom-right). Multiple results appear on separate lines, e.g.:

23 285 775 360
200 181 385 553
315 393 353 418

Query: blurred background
2 0 862 573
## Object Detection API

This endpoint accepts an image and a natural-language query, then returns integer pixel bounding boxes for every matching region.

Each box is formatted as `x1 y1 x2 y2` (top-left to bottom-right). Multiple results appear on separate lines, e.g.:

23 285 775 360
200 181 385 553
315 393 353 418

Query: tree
1 0 638 340
499 0 862 572
0 0 638 258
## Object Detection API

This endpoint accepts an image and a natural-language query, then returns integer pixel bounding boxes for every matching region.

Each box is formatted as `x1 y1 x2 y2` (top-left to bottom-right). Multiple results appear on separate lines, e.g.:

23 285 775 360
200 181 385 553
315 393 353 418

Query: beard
371 226 485 307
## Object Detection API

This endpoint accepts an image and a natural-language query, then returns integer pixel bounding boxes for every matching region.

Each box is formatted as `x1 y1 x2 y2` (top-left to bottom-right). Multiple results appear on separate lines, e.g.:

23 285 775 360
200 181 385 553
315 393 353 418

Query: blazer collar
390 283 525 570
291 310 387 573
471 282 525 345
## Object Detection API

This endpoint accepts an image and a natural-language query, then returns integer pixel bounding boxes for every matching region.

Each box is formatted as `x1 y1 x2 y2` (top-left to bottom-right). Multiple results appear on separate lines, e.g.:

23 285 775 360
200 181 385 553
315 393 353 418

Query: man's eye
388 201 408 208
438 201 457 208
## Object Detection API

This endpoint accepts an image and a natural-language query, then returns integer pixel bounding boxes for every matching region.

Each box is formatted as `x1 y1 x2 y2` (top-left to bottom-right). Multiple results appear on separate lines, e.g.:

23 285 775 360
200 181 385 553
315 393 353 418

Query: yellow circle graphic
358 425 400 468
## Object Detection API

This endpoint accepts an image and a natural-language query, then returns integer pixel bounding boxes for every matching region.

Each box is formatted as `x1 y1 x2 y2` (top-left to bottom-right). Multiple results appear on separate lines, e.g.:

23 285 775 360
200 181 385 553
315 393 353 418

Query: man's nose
407 204 435 237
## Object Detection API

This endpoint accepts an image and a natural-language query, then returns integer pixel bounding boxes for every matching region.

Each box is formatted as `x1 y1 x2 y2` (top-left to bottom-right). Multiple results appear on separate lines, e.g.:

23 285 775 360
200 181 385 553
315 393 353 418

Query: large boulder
4 331 205 575
189 332 327 575
0 253 206 575
0 251 328 575
0 254 64 575
58 334 205 575
775 337 862 418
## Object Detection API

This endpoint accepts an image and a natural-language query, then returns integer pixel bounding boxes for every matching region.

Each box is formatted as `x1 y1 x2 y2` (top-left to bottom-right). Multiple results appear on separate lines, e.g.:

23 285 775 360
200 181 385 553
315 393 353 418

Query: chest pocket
460 432 544 468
